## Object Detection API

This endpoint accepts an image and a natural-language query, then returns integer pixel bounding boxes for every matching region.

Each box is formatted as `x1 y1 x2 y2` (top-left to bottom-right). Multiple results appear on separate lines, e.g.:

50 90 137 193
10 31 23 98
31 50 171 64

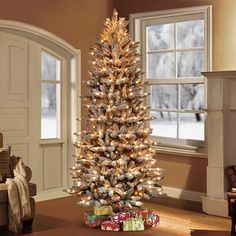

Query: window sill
153 144 207 159
39 138 66 145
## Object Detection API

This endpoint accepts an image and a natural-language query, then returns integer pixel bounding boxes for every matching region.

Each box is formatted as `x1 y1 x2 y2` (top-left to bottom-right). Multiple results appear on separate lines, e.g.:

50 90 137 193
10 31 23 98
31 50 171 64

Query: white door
0 31 73 194
0 32 30 162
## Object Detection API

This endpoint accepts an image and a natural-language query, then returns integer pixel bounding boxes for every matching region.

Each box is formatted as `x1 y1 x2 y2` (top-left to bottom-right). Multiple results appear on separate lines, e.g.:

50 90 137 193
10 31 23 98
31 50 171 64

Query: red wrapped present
101 220 120 231
144 214 160 227
84 211 109 228
111 211 132 223
130 209 160 228
134 209 155 219
113 202 132 212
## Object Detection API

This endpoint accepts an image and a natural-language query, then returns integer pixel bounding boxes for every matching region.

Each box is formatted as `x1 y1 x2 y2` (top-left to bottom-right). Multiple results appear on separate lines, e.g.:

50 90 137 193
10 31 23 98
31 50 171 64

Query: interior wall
1 0 230 195
0 0 113 99
113 0 236 71
156 154 206 193
0 0 113 190
112 0 236 194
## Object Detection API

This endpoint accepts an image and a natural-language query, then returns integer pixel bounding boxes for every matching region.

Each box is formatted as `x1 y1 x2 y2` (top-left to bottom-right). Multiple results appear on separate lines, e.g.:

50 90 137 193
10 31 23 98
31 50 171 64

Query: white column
202 71 236 217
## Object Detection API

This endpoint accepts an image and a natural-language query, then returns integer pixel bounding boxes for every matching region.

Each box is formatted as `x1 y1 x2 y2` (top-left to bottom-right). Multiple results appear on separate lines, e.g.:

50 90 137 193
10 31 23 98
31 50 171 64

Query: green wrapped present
84 211 109 228
94 205 113 216
123 217 144 231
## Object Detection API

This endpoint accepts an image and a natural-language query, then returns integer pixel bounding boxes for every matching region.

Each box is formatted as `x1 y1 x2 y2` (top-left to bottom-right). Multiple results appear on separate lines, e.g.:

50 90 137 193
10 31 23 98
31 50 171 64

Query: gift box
101 220 120 231
113 202 132 212
84 211 108 228
111 211 132 223
123 218 144 231
94 205 113 215
130 209 160 228
133 209 155 219
144 214 160 227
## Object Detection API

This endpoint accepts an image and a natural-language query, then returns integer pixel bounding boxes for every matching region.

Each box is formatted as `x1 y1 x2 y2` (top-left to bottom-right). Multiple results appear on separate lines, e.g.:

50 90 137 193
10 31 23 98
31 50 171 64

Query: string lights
66 9 164 208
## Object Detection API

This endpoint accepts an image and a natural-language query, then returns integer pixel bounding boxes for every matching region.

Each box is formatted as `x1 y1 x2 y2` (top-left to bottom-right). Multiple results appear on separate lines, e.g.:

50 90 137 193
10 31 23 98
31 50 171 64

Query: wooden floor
0 196 232 236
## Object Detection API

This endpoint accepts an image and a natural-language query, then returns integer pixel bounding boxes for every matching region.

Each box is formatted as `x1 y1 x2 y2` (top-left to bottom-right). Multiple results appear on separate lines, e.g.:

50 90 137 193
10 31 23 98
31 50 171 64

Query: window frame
130 6 212 154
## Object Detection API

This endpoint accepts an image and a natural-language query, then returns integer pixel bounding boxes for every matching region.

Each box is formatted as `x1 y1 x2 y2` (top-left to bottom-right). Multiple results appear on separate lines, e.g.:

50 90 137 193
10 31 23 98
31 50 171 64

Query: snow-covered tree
66 9 164 209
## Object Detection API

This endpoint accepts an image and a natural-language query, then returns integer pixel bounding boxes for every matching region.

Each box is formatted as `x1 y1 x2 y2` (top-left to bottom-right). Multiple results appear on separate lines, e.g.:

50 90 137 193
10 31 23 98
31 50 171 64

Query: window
131 6 211 148
41 51 61 139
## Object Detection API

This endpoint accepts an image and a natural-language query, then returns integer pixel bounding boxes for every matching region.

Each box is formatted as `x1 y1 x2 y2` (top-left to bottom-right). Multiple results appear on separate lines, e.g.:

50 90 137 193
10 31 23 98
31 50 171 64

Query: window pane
147 52 175 78
147 23 174 50
150 111 177 138
177 50 204 77
179 113 204 140
180 84 204 110
41 52 61 81
151 85 177 109
177 20 204 49
41 83 60 139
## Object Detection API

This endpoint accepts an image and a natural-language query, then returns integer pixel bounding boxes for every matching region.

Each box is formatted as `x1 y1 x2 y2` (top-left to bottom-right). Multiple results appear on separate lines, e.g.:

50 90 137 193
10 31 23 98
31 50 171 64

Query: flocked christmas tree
66 9 164 209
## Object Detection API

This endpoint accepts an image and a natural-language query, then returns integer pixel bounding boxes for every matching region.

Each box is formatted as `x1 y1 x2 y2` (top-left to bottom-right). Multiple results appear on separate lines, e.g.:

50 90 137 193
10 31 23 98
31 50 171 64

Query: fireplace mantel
201 70 236 217
202 70 236 79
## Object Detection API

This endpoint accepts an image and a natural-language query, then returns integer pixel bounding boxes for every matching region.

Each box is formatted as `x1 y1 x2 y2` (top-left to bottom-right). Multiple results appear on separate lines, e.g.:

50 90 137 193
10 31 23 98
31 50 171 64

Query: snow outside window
132 7 211 147
41 51 61 139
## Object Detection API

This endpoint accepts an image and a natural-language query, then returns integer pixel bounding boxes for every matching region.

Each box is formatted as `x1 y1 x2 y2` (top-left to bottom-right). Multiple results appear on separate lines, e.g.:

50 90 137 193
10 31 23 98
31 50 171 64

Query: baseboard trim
34 188 70 202
202 196 228 217
34 186 205 203
163 186 205 202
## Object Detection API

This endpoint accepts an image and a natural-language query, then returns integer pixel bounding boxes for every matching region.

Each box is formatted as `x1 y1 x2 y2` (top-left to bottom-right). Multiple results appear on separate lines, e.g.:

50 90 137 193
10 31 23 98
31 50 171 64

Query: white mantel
201 70 236 217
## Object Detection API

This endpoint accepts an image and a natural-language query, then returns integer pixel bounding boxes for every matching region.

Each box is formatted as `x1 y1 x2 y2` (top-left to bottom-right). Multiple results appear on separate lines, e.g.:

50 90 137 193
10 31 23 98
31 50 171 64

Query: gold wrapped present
123 218 144 231
94 205 113 216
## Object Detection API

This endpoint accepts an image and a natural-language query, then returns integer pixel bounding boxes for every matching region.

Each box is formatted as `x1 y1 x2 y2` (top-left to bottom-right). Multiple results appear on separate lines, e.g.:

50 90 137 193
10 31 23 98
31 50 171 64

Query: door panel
0 32 68 193
0 108 28 136
1 35 29 101
0 32 30 166
43 144 62 190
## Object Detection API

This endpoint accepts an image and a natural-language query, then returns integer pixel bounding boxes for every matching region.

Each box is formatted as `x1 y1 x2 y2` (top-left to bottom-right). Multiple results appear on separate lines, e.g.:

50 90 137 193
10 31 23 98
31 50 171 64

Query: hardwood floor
0 196 231 236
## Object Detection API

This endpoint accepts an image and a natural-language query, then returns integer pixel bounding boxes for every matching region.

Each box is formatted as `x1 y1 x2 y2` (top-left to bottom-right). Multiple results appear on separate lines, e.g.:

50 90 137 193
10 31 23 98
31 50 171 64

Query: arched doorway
0 21 81 200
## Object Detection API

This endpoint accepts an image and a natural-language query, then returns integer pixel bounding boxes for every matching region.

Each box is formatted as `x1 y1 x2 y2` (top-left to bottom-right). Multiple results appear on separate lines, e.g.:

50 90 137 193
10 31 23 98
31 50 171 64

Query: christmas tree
66 9 164 209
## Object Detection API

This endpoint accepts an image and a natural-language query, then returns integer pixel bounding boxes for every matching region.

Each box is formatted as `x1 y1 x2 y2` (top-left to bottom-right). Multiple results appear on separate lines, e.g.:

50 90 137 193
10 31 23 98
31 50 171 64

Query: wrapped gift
101 220 120 231
94 205 113 215
133 209 155 219
84 211 108 228
144 214 160 227
123 218 144 231
113 202 132 212
129 209 160 228
111 211 132 223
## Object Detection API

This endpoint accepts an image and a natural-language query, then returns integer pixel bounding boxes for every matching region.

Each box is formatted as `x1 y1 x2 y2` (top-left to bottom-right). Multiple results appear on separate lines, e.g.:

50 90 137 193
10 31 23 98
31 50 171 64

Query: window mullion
147 47 204 54
144 25 151 130
179 109 205 114
174 22 180 139
151 108 178 113
146 78 205 84
41 80 61 84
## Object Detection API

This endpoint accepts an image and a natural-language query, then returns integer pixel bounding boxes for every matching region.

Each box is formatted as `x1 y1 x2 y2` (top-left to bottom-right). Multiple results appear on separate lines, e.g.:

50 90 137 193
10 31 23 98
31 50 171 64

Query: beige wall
113 0 236 193
0 0 113 92
1 0 233 194
114 0 236 71
157 154 207 193
0 0 113 162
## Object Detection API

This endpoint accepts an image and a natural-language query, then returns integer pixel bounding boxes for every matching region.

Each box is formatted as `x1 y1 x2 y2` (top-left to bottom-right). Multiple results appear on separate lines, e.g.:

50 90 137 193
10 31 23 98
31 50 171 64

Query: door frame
0 20 81 191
